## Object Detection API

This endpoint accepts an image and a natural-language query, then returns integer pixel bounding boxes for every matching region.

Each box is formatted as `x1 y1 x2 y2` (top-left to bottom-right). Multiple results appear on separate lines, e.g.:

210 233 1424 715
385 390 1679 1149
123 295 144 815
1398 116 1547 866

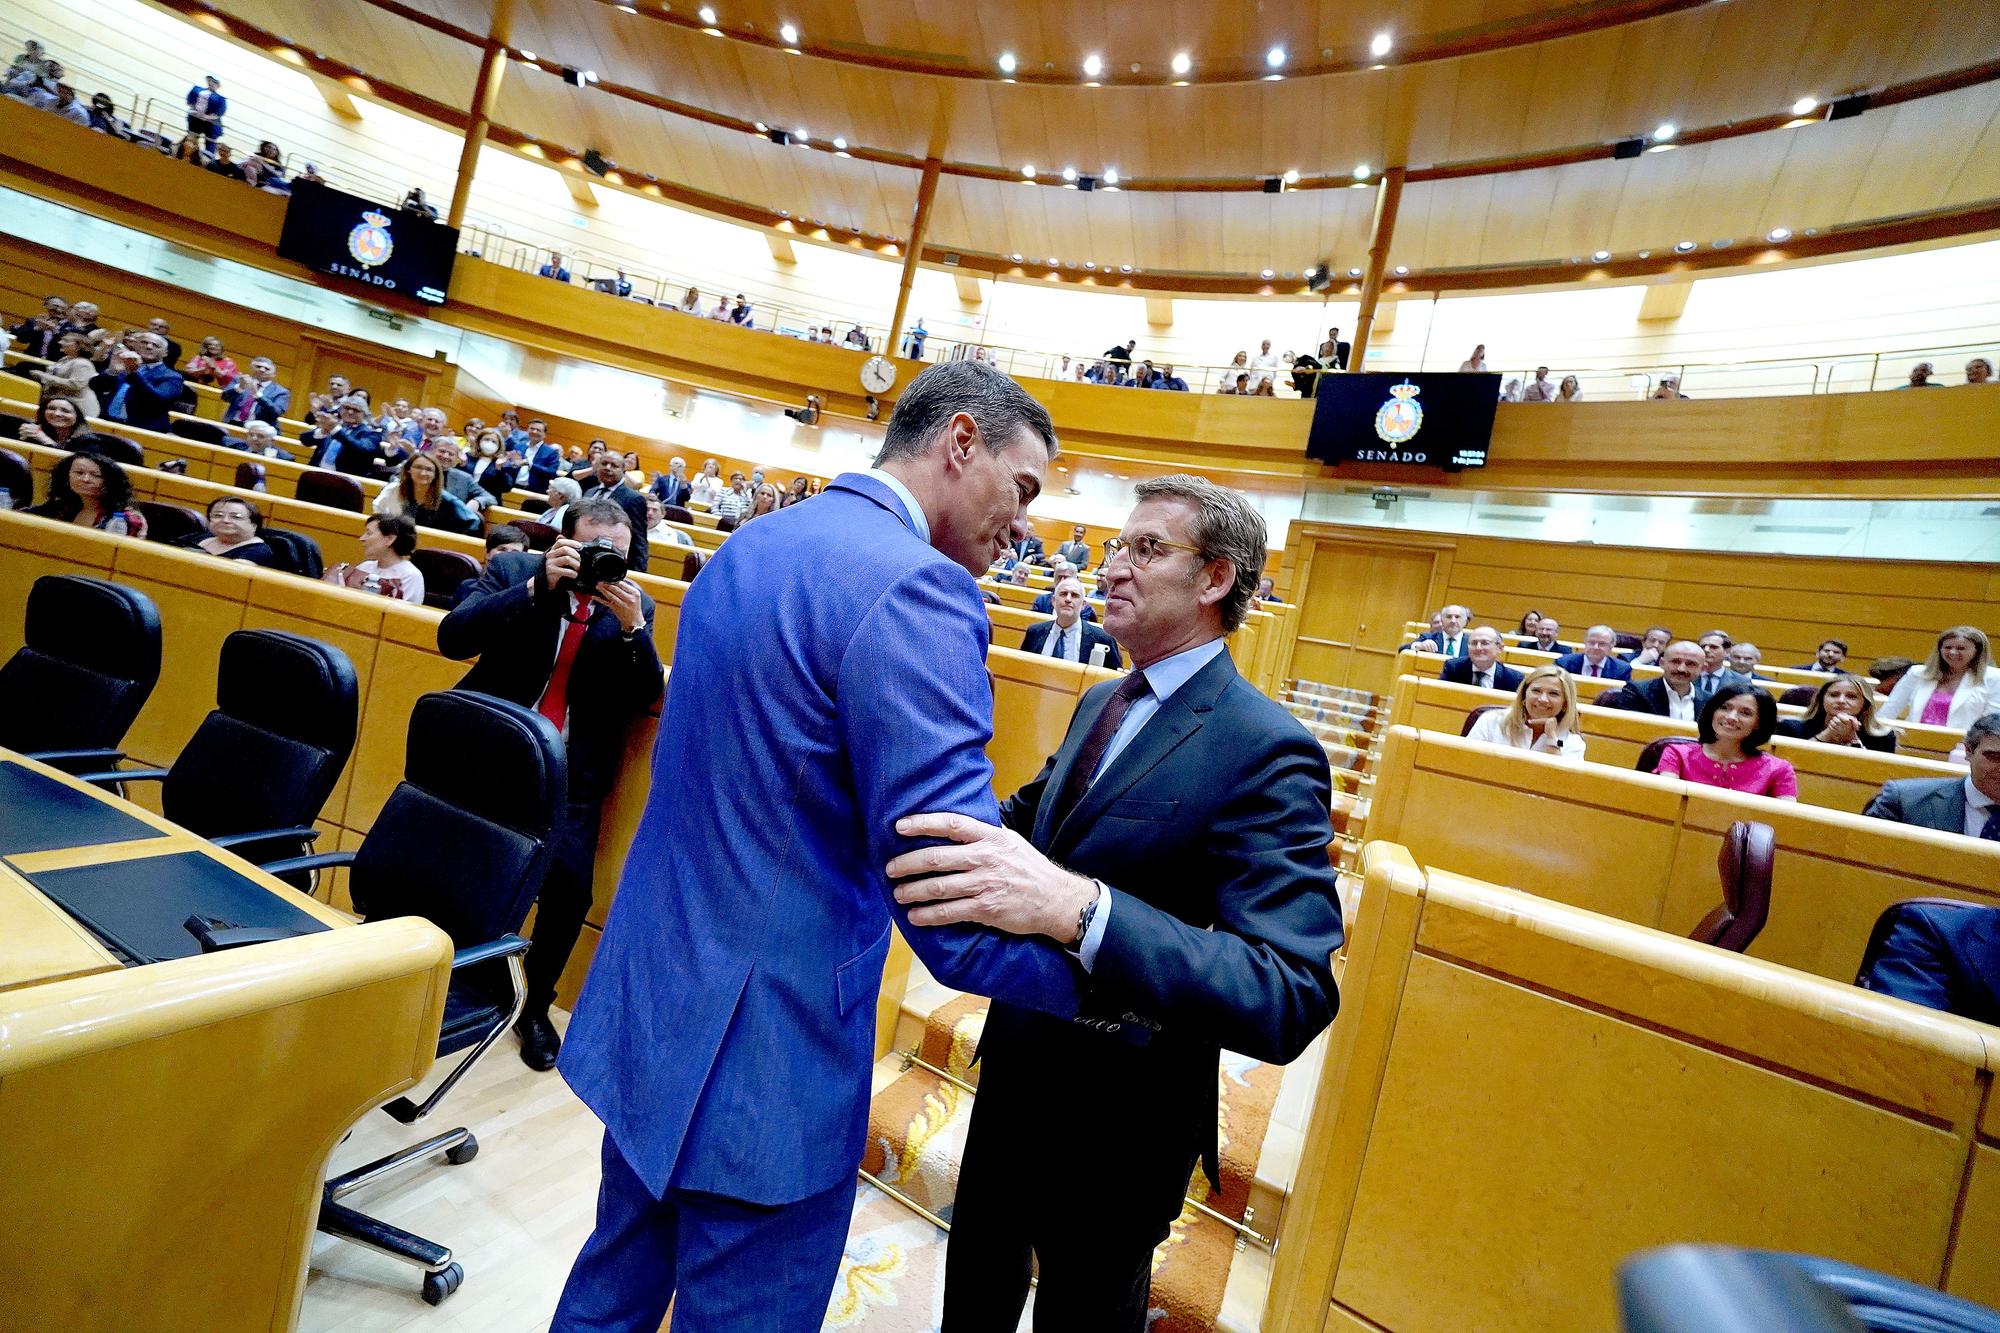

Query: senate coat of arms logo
1373 379 1424 445
347 211 396 269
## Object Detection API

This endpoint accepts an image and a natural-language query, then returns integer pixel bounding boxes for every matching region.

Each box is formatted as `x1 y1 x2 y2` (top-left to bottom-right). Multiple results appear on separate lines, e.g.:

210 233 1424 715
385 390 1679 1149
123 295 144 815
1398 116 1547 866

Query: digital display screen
1305 372 1502 471
277 181 458 305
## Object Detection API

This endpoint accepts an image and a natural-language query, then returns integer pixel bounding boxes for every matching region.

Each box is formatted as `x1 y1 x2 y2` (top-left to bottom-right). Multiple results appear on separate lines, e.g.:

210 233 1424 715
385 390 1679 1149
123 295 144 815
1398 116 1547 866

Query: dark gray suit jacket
1864 777 1970 834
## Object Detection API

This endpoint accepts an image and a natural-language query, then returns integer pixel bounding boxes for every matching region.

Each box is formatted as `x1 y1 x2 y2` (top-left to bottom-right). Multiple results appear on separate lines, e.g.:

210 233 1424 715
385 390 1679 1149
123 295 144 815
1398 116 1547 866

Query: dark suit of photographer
438 496 664 1068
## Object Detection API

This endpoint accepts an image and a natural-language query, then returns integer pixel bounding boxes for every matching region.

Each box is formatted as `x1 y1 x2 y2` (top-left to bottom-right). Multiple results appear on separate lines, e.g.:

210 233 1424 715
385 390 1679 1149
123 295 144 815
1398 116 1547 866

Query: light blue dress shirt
862 468 929 542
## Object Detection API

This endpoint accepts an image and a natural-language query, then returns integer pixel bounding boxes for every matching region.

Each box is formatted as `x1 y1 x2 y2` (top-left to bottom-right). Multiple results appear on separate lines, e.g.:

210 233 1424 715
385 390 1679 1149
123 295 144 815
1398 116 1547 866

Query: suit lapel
1917 782 1967 834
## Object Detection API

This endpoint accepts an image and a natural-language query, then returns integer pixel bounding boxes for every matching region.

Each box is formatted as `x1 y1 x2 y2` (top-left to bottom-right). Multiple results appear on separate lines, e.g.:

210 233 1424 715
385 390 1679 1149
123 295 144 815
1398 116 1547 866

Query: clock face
860 355 897 394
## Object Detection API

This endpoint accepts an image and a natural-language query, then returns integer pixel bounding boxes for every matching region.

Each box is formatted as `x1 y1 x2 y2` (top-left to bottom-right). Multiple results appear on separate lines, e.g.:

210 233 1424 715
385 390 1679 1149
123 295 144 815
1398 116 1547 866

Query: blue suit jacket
1864 777 1968 834
1440 657 1523 692
1859 902 2000 1026
560 473 1081 1204
520 441 563 492
1029 591 1096 621
1553 652 1633 682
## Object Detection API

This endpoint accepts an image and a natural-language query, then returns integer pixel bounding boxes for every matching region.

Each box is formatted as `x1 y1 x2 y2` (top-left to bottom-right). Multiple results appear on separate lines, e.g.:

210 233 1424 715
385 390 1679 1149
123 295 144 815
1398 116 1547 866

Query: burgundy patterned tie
1051 671 1152 827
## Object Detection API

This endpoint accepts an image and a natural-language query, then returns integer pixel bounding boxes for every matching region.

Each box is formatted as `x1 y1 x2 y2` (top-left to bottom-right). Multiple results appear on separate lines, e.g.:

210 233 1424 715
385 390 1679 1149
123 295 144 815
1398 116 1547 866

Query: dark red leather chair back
1779 685 1817 708
295 469 365 513
234 460 268 492
1688 821 1775 952
1461 705 1502 737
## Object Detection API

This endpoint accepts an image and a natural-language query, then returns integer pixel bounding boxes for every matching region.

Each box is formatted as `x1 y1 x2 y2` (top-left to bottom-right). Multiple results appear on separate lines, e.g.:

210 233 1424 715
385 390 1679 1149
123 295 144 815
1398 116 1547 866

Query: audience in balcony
1968 357 1994 385
182 336 238 388
1249 340 1281 394
1651 375 1689 399
1776 673 1897 753
24 451 147 537
219 355 290 424
1878 627 2000 731
89 332 183 432
539 252 572 283
1521 366 1557 401
326 513 425 603
1467 666 1586 759
25 333 100 415
19 392 107 451
1901 362 1939 388
183 495 276 566
1554 626 1632 681
677 286 701 313
1457 345 1488 373
1556 374 1583 402
1653 685 1797 800
1500 376 1522 401
1217 350 1250 393
185 74 224 141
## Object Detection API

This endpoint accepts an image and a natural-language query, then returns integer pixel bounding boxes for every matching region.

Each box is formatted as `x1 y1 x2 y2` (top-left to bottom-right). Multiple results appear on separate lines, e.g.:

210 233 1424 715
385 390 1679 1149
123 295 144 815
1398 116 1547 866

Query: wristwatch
1066 880 1105 952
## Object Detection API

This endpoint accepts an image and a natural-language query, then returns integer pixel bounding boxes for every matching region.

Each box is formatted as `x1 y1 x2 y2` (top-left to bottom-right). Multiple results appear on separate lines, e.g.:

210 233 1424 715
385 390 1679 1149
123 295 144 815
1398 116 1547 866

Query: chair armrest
22 748 124 770
450 934 531 972
259 850 356 878
71 766 170 787
210 826 321 852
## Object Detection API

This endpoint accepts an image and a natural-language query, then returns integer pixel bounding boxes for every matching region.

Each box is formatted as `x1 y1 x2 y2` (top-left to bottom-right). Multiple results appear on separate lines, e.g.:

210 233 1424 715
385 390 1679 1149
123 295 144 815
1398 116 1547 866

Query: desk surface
0 861 118 993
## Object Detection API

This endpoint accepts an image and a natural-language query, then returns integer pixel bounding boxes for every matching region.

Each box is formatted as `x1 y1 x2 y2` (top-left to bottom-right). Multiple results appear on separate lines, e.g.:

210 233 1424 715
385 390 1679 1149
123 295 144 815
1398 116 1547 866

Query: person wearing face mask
1775 673 1897 752
1651 684 1797 799
458 429 516 505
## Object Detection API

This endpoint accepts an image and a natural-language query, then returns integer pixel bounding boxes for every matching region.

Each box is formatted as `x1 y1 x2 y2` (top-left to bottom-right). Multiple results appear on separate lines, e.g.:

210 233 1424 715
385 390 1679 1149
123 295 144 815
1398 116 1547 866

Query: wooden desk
0 750 452 1332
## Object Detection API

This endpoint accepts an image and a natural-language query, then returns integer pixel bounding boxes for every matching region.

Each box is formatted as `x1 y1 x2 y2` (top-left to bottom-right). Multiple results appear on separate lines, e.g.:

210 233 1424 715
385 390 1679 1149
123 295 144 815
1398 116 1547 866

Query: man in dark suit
429 438 496 516
1554 625 1634 682
1021 576 1120 667
648 455 693 509
1031 585 1097 622
1439 627 1522 692
1413 604 1470 658
891 474 1342 1331
220 356 291 425
577 449 650 573
304 398 388 477
1794 639 1848 673
1526 618 1573 655
1865 716 2000 837
1056 524 1091 568
1010 530 1045 563
1324 326 1351 371
538 251 572 283
1858 902 2000 1024
89 333 184 434
437 496 664 1067
1605 640 1708 721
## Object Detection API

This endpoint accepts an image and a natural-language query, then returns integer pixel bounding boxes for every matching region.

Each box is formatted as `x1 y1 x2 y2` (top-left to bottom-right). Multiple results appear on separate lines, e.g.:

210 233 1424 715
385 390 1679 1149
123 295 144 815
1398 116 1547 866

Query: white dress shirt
1042 621 1083 662
1466 709 1586 760
1965 778 1997 839
1665 683 1697 722
1467 664 1500 690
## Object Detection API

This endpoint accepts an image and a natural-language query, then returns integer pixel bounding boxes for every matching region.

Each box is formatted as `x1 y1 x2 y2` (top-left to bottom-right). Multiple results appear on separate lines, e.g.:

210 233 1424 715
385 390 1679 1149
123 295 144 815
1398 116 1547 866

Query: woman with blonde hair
1776 673 1897 753
1465 665 1586 759
1878 626 2000 730
743 482 781 522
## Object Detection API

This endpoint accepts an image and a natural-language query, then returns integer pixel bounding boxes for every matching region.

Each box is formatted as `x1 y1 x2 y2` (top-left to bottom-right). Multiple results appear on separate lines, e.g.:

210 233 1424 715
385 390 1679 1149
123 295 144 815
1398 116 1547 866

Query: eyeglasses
1110 533 1206 569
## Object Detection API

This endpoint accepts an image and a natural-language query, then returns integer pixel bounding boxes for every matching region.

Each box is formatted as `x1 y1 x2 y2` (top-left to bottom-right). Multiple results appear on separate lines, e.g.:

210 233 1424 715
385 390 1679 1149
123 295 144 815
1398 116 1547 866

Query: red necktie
1051 671 1152 828
537 603 590 731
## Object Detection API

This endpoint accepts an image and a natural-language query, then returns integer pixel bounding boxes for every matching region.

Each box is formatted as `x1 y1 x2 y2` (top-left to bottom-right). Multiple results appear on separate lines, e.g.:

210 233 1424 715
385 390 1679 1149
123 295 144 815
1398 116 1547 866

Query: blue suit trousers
551 1132 854 1332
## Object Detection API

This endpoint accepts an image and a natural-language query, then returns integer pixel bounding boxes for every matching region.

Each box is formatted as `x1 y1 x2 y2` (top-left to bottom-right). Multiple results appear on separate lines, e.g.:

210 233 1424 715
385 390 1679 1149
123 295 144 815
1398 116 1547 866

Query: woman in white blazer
1878 626 2000 731
1465 665 1587 760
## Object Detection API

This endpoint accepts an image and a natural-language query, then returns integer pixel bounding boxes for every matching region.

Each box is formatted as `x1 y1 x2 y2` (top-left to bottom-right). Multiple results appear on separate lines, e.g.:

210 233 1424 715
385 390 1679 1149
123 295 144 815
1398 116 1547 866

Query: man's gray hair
1965 713 2000 754
1131 473 1268 633
873 360 1057 464
547 476 583 505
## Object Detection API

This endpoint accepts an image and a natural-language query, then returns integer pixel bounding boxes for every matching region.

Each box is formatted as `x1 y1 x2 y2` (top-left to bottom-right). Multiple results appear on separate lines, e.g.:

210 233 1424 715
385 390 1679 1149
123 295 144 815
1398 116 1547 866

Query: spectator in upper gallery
184 495 275 566
1442 627 1523 692
579 449 652 571
1723 642 1772 684
842 325 869 351
1218 371 1253 396
1650 375 1690 399
1863 716 2000 841
1878 627 2000 731
1153 364 1189 391
1520 366 1557 402
729 294 753 326
23 451 146 537
1055 524 1091 568
677 285 701 313
1457 344 1488 373
185 74 225 140
1625 625 1674 667
1694 630 1733 697
1103 339 1137 370
296 162 325 185
1249 339 1282 395
41 82 89 127
401 187 439 219
1500 377 1523 402
205 143 246 181
249 141 285 184
1653 684 1797 800
819 326 835 344
689 457 724 508
1219 350 1250 393
238 419 295 461
1414 604 1472 658
306 396 388 477
906 318 928 358
1323 326 1351 370
644 495 697 549
539 251 573 283
1555 375 1583 402
90 332 184 433
170 134 207 165
1528 617 1572 655
1555 625 1633 681
648 456 693 508
1020 577 1121 668
1794 639 1848 673
1290 347 1322 397
325 513 426 604
1256 576 1282 603
1127 362 1157 389
1776 673 1897 753
19 391 108 452
220 356 289 425
25 332 100 416
1871 656 1916 698
1606 640 1707 721
182 335 236 388
1900 361 1940 388
1466 666 1586 760
542 476 583 532
5 40 53 96
376 450 481 535
1966 357 1994 385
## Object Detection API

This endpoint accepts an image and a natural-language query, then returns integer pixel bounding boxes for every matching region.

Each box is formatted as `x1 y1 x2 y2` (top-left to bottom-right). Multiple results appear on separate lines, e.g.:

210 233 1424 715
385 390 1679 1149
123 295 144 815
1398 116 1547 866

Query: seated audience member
1528 617 1571 654
89 92 134 139
1864 715 2000 839
712 472 753 522
743 483 781 522
24 451 147 536
1795 638 1848 673
1030 579 1097 622
462 429 517 502
1555 375 1583 402
689 457 724 507
1901 361 1939 388
1857 901 2000 1025
220 355 290 425
1653 684 1797 800
568 440 608 481
1457 344 1488 373
539 251 572 283
729 294 753 326
182 495 275 565
1256 576 1281 603
1441 627 1522 692
1879 627 2000 730
649 456 693 507
1520 366 1556 402
1607 640 1707 720
1005 564 1032 587
377 451 481 535
181 335 237 388
1555 625 1633 681
644 495 696 549
26 331 100 415
295 162 325 185
42 82 90 127
325 513 425 603
1777 672 1898 753
90 332 184 432
1500 377 1523 401
1964 357 1993 385
402 187 438 219
1625 625 1674 666
779 475 812 508
842 325 868 350
238 420 295 461
542 476 583 531
423 437 495 514
484 524 529 558
1723 642 1771 683
677 285 701 313
1512 609 1544 643
1153 364 1189 391
1414 604 1471 658
1020 576 1121 667
205 143 246 181
19 391 107 451
1650 376 1690 399
1466 665 1586 760
579 450 651 571
248 141 285 188
1694 630 1733 695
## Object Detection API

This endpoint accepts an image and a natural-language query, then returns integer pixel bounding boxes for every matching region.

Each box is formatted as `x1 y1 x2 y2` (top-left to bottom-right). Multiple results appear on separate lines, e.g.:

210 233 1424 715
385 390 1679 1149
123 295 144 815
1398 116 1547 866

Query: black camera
573 538 628 593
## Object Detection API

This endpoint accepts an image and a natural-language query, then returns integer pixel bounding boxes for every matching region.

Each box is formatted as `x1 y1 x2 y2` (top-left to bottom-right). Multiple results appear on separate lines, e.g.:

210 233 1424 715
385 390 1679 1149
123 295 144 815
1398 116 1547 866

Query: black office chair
0 445 32 502
265 690 566 1305
72 630 357 869
169 416 229 446
408 548 480 609
260 527 325 578
1620 1246 2000 1333
0 575 161 775
133 500 206 546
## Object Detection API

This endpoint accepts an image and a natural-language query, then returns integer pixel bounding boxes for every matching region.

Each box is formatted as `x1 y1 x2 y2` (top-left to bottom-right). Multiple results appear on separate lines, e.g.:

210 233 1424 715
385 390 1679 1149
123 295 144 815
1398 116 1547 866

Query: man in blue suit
1439 627 1522 692
552 362 1085 1330
1412 604 1470 658
1864 716 2000 837
220 356 291 426
1554 625 1634 682
538 251 572 283
1858 902 1999 1024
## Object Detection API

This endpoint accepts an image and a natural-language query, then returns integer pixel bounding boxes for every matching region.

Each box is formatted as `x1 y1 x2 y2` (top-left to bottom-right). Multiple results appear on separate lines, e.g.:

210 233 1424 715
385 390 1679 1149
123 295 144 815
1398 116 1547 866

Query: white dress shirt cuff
1074 880 1112 971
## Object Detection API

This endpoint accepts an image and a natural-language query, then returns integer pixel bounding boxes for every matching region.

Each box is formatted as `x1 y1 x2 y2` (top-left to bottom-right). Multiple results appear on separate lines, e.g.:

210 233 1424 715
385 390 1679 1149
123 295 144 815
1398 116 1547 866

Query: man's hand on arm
593 578 647 635
888 813 1099 945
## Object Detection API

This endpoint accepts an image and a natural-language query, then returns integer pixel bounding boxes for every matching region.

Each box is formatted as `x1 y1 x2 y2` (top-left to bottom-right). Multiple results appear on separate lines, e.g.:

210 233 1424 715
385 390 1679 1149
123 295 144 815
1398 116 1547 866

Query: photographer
437 496 664 1069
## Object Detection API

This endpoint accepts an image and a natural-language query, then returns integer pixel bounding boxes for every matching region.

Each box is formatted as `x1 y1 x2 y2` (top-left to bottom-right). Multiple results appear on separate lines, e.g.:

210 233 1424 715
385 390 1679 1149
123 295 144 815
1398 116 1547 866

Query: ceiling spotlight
1791 95 1817 116
1653 121 1678 141
1061 165 1077 182
1370 31 1393 57
1266 46 1286 68
698 5 715 22
793 128 808 142
1675 239 1697 252
754 121 767 132
1260 268 1275 278
1592 250 1611 262
832 136 847 150
1022 164 1036 179
1047 257 1059 266
518 49 537 61
779 21 797 43
1636 249 1651 258
1348 267 1363 277
1010 253 1023 262
1353 163 1370 180
615 3 636 12
584 69 598 84
1392 264 1409 276
1711 238 1733 248
1120 263 1132 273
1767 226 1792 242
1645 142 1677 153
1084 261 1096 269
1103 167 1119 185
1170 51 1191 75
997 51 1017 74
1082 53 1103 78
1282 168 1300 185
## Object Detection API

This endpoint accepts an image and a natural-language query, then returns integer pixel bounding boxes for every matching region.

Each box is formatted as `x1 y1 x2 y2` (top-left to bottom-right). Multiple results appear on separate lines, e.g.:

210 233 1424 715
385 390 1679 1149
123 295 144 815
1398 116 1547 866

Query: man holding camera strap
439 496 665 1068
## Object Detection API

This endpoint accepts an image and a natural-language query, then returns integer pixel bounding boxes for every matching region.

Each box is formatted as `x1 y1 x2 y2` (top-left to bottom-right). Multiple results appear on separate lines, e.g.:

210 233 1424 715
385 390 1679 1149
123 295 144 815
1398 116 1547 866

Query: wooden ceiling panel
1761 113 1897 234
1945 98 2000 204
1846 92 1997 220
1472 165 1565 266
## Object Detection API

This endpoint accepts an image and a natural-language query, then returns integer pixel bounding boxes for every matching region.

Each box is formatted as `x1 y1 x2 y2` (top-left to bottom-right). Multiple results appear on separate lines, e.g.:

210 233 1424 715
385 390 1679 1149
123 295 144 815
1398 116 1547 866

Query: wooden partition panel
1265 844 1998 1333
1367 725 2000 982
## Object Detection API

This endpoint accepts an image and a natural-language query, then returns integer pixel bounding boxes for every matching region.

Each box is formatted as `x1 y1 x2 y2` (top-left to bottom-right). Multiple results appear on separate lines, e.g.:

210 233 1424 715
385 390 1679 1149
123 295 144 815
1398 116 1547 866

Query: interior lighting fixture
1260 268 1275 278
779 21 798 43
518 49 537 61
1266 46 1286 68
1392 264 1409 276
1766 226 1792 242
1645 142 1677 153
1103 167 1119 185
1282 168 1300 185
1791 96 1817 115
1084 261 1096 270
698 5 716 22
1082 53 1103 78
1046 256 1059 266
1009 253 1023 262
1120 263 1132 272
1592 250 1611 262
1061 165 1077 182
1370 32 1393 57
615 4 636 12
1653 122 1678 141
1348 267 1363 277
998 51 1017 74
1170 52 1191 75
1674 239 1697 252
1022 164 1037 179
1353 163 1370 180
793 128 809 142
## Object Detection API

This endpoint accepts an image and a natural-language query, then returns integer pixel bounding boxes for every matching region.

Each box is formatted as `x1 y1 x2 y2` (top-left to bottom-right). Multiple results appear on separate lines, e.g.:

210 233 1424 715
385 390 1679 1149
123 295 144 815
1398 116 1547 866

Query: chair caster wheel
421 1261 464 1305
445 1134 478 1165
